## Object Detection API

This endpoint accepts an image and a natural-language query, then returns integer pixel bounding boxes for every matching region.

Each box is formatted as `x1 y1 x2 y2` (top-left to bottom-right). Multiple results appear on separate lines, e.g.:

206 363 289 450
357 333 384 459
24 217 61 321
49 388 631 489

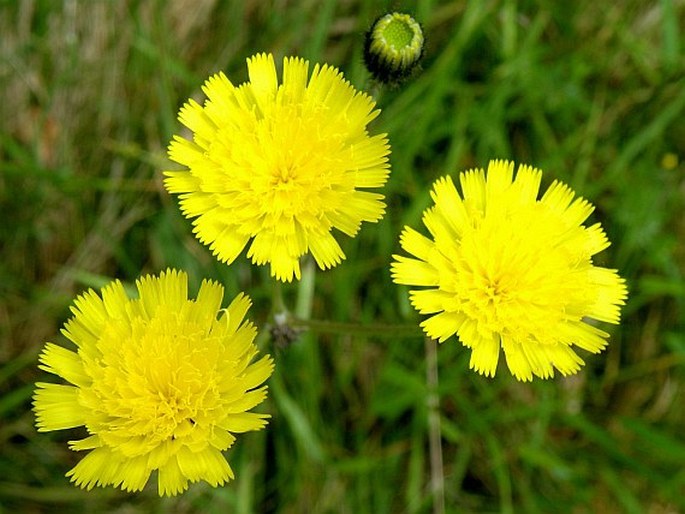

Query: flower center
453 208 575 341
84 312 223 448
240 102 347 224
271 163 297 188
484 277 505 303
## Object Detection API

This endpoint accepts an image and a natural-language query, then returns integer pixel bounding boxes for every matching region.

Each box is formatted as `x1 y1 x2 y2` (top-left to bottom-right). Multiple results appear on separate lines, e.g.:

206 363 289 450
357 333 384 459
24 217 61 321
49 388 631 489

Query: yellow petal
33 383 85 431
468 334 500 377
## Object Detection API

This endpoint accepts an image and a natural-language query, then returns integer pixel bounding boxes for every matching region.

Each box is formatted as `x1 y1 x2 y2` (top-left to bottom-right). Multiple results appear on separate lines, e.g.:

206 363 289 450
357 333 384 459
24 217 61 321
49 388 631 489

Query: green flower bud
363 12 424 85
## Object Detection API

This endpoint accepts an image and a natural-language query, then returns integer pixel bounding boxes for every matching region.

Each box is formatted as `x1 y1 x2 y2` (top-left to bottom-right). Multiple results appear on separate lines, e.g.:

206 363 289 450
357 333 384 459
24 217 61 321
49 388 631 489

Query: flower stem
295 257 315 320
425 336 445 514
272 279 287 314
288 316 424 339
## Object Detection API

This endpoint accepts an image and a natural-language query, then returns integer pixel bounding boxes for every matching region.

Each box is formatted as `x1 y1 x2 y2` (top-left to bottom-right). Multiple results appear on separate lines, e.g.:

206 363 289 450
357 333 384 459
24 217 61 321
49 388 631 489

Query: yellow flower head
391 160 628 381
165 53 391 282
33 269 274 496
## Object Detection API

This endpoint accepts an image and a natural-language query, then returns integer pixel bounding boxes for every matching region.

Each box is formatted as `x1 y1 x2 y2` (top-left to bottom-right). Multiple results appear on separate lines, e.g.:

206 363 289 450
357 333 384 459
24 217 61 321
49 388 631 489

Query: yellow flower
165 53 391 282
391 160 628 381
33 269 274 496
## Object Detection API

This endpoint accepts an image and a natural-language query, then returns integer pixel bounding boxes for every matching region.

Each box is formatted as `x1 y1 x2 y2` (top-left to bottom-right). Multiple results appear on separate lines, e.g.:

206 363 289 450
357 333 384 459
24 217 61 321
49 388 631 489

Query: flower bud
363 12 424 85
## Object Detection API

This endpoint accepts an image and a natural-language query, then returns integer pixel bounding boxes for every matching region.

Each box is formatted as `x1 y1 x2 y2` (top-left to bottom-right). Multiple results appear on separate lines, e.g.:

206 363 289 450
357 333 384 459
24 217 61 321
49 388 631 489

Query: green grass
1 0 684 512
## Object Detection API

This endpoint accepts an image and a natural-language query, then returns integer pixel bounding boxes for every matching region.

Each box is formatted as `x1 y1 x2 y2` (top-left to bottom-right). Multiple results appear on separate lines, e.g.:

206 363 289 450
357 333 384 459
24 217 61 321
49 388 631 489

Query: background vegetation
1 0 684 512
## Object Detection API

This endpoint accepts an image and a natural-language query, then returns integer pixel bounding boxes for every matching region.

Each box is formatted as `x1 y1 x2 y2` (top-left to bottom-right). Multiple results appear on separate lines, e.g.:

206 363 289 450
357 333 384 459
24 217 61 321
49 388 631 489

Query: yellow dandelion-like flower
165 53 391 282
391 160 628 381
33 269 274 496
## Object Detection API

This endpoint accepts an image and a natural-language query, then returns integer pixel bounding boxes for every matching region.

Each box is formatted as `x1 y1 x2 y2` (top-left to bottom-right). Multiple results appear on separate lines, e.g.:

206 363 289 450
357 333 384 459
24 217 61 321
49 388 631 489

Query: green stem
272 279 286 314
289 316 424 339
295 257 315 319
425 337 445 514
